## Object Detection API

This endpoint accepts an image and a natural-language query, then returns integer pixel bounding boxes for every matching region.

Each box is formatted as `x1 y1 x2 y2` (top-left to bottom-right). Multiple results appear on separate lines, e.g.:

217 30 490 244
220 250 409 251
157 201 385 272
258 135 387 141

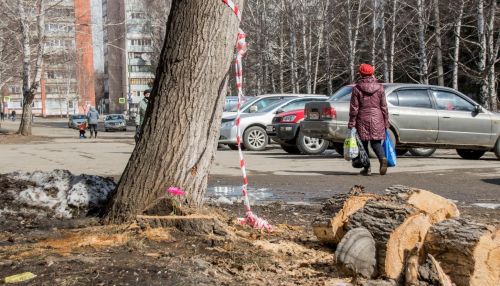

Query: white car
222 94 320 118
220 96 326 151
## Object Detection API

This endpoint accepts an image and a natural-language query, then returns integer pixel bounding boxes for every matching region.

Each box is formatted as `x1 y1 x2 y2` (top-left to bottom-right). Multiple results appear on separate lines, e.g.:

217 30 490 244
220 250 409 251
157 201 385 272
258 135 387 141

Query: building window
131 12 145 19
129 78 153 85
9 86 21 94
129 39 151 46
128 65 151 73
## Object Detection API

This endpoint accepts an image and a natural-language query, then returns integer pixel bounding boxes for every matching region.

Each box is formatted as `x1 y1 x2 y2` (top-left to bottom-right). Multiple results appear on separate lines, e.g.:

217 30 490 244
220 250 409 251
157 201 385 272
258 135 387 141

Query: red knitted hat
359 64 374 76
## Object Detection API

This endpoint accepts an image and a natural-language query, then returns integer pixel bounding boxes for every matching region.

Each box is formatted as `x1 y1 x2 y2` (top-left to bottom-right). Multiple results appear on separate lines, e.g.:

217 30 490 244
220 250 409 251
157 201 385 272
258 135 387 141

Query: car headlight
221 121 235 128
282 115 296 122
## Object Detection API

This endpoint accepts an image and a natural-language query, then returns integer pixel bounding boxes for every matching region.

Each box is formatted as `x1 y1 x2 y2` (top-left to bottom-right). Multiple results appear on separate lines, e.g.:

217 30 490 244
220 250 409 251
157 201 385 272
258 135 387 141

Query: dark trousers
88 124 97 137
361 140 385 168
79 130 86 138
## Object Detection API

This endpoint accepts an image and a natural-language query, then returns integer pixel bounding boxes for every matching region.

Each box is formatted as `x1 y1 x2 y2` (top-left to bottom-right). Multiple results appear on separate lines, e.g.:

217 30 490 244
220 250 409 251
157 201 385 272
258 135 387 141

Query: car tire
456 149 486 160
296 131 329 155
243 126 268 151
280 144 301 154
396 149 409 156
409 148 436 157
495 137 500 159
105 128 109 132
367 129 396 158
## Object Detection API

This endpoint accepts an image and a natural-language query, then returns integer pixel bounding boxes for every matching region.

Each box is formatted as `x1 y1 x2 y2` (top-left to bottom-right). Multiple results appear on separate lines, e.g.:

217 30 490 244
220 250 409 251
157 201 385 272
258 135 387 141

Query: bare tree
18 0 46 136
416 0 429 84
433 0 444 86
104 0 243 223
452 0 465 90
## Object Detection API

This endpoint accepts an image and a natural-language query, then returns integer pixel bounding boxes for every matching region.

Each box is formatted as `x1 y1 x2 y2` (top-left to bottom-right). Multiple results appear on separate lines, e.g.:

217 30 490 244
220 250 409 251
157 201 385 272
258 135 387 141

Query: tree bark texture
424 218 500 286
433 0 444 86
18 0 45 136
452 0 465 90
476 0 488 108
417 0 429 84
486 0 497 111
104 0 242 224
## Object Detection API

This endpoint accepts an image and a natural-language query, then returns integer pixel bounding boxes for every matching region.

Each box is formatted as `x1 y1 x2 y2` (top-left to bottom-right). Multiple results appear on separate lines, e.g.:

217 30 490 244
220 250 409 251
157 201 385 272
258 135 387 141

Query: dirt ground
1 198 498 286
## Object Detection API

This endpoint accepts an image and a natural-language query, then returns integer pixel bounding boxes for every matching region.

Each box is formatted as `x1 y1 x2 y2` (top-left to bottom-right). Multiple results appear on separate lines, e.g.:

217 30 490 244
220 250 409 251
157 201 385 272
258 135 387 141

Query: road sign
118 98 126 104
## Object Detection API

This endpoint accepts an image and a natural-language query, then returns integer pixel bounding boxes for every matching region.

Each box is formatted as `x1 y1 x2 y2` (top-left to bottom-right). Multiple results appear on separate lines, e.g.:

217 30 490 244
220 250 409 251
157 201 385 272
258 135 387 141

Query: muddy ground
1 199 498 286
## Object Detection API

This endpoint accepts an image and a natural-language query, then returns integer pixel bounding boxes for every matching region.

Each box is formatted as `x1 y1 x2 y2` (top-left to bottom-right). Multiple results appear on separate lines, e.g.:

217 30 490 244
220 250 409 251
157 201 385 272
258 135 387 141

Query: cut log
424 218 500 286
345 199 432 280
335 227 377 278
384 185 459 223
312 186 378 244
313 185 458 245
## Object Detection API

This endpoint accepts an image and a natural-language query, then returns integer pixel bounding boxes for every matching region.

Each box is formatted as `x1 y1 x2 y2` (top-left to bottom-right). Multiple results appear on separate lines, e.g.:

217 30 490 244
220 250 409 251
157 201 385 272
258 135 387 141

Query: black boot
379 158 388 175
89 131 93 138
94 131 97 138
360 167 371 176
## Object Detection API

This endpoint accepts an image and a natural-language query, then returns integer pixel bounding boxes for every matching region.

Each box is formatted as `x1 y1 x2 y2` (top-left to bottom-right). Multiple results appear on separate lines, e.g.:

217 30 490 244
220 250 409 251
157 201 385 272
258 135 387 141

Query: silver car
220 96 327 151
301 84 500 160
104 114 127 132
68 114 87 129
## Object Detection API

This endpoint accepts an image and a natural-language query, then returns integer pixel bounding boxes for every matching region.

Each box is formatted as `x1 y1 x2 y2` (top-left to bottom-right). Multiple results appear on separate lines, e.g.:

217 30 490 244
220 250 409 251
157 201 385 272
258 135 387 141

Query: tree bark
104 0 242 224
417 0 429 84
486 0 497 111
452 0 465 91
380 0 389 82
389 0 397 83
477 0 488 108
18 0 45 136
433 0 444 86
424 219 500 286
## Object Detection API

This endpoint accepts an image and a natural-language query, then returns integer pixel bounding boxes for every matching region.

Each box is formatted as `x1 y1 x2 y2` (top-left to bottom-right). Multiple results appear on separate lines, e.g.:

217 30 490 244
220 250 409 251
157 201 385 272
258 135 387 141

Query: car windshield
106 115 124 120
258 99 289 113
228 97 258 112
72 115 86 119
329 86 353 102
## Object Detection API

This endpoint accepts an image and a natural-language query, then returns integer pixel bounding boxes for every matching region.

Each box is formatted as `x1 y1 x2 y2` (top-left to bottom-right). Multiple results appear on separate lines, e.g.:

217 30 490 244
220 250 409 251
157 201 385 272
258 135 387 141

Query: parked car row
68 114 128 132
219 85 500 160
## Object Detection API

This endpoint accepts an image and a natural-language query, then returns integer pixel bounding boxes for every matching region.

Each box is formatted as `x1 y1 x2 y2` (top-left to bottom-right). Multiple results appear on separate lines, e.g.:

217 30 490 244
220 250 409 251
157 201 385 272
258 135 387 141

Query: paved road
1 118 499 206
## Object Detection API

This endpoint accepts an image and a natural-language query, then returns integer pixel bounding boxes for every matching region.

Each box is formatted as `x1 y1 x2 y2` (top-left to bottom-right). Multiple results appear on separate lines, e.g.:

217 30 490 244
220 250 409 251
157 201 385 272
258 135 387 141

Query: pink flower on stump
167 187 185 196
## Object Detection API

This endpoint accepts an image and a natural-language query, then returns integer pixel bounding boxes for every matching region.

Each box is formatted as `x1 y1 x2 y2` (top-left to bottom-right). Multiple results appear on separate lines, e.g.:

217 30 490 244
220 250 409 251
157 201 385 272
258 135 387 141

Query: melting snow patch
1 169 116 219
471 203 500 210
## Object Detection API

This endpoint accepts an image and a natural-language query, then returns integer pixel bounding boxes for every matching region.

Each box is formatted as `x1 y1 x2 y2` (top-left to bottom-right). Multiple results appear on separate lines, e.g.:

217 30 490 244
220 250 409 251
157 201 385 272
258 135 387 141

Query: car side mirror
249 105 258 113
474 104 482 113
275 109 284 114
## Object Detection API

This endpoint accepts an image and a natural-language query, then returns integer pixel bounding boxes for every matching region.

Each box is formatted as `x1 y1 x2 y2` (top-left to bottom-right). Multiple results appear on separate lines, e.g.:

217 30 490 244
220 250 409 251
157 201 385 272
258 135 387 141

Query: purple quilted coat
348 76 389 141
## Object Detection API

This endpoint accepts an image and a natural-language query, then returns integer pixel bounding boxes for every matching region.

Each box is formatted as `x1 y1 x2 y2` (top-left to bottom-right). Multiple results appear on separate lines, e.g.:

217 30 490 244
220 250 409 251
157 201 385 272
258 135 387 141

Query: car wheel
409 148 436 157
396 149 409 156
105 128 109 132
495 137 500 159
456 149 486 160
243 126 268 151
332 142 344 156
280 144 301 154
296 131 329 155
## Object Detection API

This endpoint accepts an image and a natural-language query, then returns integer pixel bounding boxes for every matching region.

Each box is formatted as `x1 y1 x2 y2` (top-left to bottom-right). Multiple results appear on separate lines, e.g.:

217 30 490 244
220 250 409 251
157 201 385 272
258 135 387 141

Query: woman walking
348 64 389 176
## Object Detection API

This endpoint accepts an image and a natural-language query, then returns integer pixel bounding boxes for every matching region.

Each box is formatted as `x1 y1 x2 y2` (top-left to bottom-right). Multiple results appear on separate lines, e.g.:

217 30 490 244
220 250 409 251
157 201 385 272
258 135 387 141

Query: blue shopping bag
383 131 396 167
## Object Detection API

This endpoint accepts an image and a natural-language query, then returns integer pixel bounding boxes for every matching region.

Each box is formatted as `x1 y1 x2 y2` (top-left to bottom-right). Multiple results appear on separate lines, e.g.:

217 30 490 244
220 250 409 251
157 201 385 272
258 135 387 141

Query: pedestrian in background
87 106 99 138
0 110 4 121
348 64 389 176
78 121 87 139
135 89 150 143
10 110 16 121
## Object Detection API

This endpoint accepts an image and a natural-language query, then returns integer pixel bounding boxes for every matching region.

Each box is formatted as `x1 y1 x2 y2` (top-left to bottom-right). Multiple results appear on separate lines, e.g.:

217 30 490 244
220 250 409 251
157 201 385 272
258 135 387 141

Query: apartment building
5 0 96 117
102 0 154 114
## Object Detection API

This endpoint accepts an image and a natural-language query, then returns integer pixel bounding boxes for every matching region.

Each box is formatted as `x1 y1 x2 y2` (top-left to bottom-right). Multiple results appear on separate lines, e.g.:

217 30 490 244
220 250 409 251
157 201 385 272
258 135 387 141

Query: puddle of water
471 203 500 210
206 185 274 204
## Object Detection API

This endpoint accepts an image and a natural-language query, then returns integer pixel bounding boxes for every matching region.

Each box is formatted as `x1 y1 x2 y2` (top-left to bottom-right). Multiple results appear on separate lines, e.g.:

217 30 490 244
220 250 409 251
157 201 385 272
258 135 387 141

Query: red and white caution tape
222 0 272 232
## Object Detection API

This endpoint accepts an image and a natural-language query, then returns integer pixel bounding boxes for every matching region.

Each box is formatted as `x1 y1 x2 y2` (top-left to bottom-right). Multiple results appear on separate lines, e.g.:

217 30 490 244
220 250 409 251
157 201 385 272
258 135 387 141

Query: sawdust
139 227 175 242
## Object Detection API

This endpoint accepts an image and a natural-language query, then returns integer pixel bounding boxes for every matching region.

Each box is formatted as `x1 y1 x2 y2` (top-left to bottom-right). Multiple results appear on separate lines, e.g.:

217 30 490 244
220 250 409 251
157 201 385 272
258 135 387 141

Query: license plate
266 125 275 132
309 112 319 120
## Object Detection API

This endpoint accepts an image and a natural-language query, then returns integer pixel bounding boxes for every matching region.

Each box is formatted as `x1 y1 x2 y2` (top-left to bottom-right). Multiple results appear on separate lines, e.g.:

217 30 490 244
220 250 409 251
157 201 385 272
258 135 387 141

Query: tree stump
345 199 432 280
384 185 459 223
424 218 500 286
136 214 228 236
312 186 378 244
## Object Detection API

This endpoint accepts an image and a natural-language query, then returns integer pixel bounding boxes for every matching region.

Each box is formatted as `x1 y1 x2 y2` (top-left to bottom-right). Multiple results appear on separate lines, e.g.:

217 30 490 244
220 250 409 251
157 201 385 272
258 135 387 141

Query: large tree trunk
104 0 242 224
388 0 397 83
477 0 488 108
18 0 45 136
486 0 497 111
424 219 500 286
